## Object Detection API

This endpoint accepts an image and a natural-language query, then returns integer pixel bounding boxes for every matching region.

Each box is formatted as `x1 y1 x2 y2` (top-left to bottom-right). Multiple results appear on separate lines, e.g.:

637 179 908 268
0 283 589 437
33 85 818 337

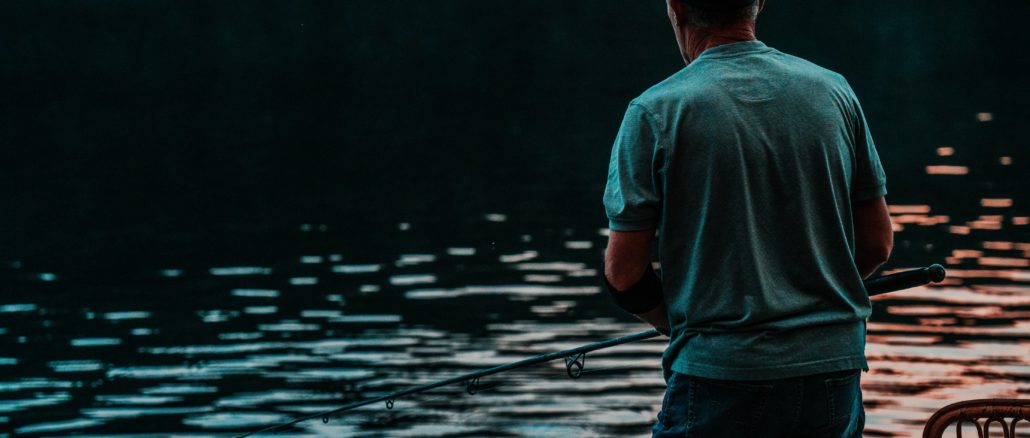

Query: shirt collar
694 40 771 61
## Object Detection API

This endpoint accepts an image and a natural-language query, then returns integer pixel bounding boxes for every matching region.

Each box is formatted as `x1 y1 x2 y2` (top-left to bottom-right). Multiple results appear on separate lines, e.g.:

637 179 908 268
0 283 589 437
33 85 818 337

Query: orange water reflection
862 200 1029 436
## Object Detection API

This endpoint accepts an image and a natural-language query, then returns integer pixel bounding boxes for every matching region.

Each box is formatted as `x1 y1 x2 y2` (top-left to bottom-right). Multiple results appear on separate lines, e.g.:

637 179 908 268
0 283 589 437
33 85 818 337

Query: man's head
667 0 765 64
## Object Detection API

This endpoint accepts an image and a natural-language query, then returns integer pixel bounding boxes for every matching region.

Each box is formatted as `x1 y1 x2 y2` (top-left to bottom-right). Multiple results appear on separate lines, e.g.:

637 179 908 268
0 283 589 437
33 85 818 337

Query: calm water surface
1 149 1027 437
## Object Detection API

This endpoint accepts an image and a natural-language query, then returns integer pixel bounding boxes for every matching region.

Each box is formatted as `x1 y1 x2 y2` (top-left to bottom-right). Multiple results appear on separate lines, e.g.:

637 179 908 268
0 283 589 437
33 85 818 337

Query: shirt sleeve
603 102 663 231
848 93 887 201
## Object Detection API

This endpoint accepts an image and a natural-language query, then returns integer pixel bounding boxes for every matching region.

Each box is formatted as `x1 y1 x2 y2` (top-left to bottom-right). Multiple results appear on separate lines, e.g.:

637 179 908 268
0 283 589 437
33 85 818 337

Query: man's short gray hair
679 0 759 30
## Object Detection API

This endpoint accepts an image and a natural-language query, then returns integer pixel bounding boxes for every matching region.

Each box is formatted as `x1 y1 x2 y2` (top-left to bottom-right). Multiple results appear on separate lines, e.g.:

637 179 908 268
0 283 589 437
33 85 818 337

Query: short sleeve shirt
603 40 887 380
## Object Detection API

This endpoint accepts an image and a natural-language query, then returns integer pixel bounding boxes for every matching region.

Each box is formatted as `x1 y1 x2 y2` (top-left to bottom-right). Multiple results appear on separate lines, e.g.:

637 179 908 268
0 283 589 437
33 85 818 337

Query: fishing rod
240 264 946 437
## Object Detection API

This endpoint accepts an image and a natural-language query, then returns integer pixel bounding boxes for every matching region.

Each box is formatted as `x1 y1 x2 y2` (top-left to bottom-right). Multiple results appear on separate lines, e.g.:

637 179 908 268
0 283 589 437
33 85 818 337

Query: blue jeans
652 369 864 438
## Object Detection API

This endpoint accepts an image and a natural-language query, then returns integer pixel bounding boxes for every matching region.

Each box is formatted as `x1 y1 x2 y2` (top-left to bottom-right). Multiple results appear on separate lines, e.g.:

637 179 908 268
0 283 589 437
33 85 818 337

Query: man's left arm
602 102 669 333
604 229 669 332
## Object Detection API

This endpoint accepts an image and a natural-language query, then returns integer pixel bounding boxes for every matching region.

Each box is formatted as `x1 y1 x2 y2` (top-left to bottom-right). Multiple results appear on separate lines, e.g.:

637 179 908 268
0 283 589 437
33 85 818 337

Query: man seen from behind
602 0 894 436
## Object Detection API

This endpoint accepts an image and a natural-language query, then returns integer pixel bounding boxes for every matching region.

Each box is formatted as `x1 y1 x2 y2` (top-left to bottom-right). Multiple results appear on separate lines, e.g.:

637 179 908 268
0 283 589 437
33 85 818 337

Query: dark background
1 1 1026 269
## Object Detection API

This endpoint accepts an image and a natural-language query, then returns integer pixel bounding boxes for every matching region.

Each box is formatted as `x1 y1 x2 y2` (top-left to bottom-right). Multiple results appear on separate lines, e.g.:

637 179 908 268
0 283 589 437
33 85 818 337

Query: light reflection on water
1 179 1027 436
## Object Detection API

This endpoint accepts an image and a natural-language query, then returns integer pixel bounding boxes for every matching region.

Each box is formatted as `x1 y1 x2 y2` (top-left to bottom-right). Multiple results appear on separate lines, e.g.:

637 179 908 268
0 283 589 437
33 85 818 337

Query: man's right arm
853 195 893 278
844 83 891 279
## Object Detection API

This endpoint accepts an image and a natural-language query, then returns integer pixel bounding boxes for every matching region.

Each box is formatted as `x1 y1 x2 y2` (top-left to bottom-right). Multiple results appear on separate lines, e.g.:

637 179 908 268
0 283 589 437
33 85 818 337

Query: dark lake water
2 142 1027 436
1 1 1028 437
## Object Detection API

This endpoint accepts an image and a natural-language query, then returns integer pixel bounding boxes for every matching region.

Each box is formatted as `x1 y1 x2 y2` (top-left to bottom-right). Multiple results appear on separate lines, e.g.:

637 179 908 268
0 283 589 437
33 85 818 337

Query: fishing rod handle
863 264 946 296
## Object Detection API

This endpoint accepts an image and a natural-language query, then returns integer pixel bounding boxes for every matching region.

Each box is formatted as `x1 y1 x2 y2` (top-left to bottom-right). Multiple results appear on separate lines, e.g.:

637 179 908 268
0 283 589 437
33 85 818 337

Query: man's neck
684 23 757 63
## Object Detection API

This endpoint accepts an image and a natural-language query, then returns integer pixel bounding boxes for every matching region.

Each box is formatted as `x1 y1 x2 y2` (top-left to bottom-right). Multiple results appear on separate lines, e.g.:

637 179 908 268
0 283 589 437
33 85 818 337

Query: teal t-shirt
603 40 887 380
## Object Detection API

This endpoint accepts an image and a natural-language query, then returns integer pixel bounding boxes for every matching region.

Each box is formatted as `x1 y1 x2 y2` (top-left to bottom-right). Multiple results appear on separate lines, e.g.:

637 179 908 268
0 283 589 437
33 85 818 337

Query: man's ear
667 0 686 27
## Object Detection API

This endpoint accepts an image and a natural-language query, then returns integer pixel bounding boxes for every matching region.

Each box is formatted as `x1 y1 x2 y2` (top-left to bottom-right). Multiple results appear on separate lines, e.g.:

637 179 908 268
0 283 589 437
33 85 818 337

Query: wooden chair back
923 399 1030 438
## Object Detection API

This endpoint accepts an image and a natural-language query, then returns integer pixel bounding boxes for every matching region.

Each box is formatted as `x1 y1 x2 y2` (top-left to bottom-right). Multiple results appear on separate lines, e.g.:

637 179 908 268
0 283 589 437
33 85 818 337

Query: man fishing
602 0 894 436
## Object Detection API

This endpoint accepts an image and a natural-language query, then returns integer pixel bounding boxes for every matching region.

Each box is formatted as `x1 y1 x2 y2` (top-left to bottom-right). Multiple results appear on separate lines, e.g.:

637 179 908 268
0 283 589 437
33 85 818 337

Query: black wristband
603 264 664 315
